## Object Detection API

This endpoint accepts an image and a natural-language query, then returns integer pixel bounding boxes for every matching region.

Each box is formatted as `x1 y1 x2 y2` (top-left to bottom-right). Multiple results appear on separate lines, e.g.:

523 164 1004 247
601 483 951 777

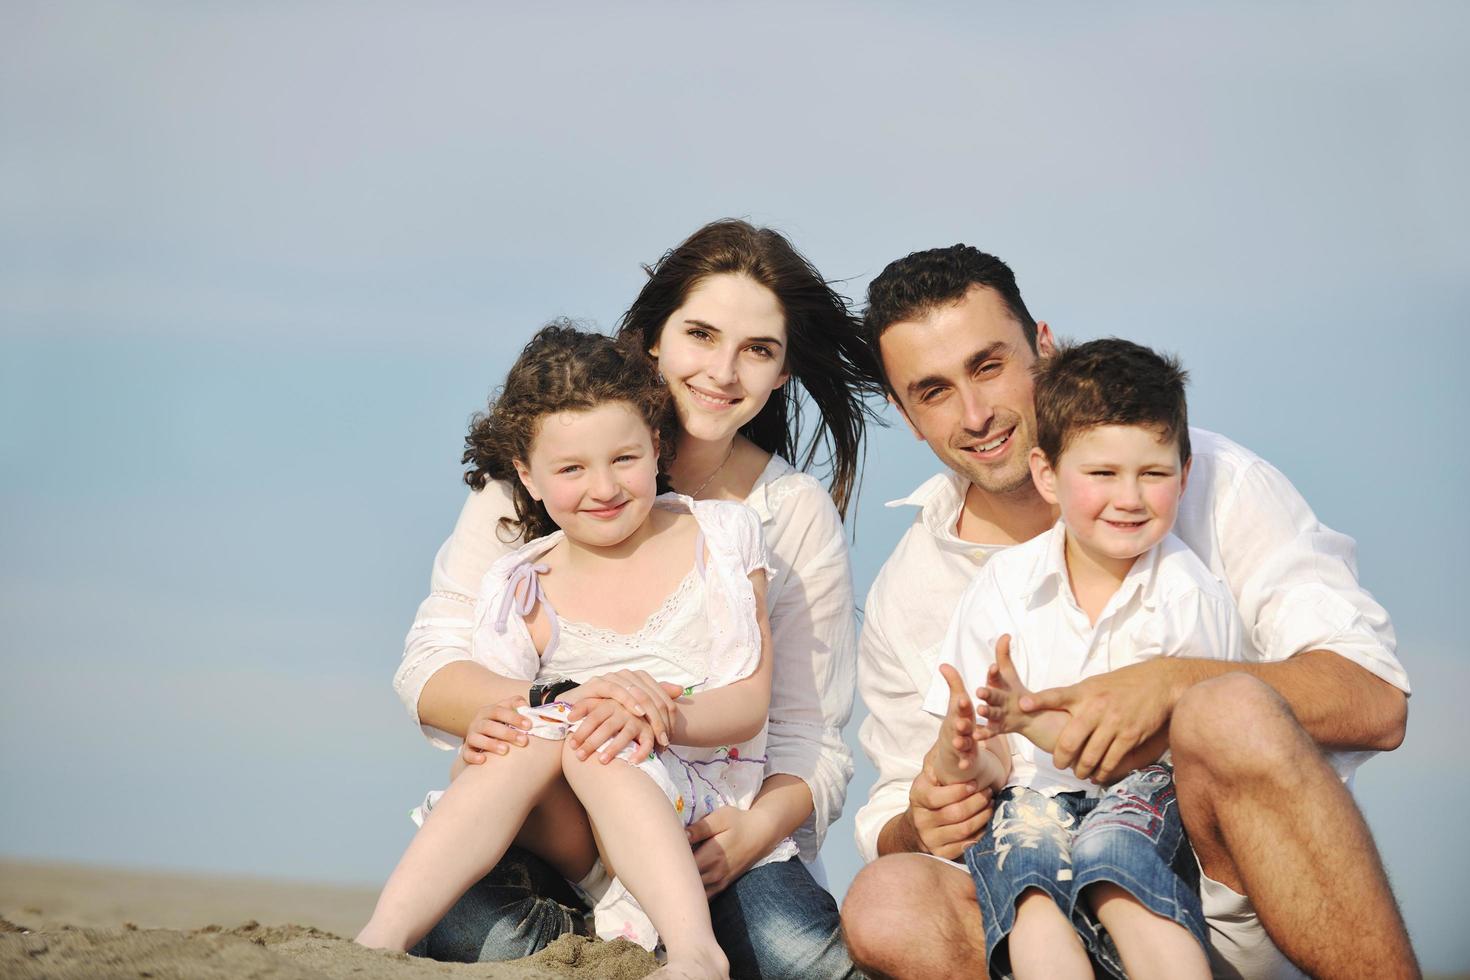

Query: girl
396 220 878 976
360 325 781 980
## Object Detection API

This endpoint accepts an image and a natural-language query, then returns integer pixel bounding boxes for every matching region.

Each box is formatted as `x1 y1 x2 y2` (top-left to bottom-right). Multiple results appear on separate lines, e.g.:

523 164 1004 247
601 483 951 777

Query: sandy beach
0 859 657 979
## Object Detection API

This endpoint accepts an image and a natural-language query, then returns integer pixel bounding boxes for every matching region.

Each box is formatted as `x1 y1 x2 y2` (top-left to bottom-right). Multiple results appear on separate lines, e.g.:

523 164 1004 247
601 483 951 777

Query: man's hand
1022 657 1182 782
903 766 994 860
687 806 782 898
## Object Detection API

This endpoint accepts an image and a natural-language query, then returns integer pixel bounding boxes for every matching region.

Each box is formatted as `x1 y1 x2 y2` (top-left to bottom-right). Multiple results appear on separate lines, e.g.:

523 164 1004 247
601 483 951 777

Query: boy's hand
932 663 985 785
975 634 1068 754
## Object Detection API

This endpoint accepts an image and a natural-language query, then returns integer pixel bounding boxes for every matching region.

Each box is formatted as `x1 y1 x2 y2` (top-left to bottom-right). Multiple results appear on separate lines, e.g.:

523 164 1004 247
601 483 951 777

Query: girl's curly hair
462 321 679 543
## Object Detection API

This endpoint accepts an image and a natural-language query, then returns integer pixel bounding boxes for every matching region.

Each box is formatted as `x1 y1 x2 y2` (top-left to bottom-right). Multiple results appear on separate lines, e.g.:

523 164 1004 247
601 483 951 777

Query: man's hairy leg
841 854 984 979
1172 674 1418 979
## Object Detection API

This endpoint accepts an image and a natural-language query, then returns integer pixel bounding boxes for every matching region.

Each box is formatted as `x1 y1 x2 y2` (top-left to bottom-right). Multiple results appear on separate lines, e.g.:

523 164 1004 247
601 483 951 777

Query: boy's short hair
1034 338 1191 465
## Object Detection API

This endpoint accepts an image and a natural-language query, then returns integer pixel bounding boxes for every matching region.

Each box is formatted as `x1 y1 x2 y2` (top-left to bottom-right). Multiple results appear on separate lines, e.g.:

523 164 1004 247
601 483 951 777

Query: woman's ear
1029 447 1058 505
512 459 541 501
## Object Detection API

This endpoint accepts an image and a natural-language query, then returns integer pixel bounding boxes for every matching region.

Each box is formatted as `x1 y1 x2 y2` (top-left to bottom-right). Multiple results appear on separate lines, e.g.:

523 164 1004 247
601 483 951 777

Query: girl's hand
460 695 533 765
566 672 684 748
686 805 782 898
567 698 658 764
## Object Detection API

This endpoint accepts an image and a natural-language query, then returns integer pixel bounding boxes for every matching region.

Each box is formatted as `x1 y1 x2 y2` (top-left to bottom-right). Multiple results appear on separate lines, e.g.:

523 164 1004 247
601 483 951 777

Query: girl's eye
615 454 639 463
557 465 582 475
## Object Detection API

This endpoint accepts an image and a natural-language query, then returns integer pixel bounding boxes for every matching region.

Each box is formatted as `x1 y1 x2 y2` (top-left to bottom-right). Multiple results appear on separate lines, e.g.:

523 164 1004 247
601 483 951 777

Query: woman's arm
755 476 857 857
668 571 774 747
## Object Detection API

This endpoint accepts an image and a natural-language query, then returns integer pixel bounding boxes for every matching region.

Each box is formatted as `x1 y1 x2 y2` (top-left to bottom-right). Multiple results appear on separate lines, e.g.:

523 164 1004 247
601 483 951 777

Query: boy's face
1029 423 1190 574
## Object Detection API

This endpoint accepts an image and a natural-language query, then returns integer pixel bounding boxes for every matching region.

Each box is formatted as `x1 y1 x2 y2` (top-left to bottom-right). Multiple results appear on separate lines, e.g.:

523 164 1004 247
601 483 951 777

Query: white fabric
395 454 856 859
921 522 1245 797
855 426 1409 865
1199 864 1306 980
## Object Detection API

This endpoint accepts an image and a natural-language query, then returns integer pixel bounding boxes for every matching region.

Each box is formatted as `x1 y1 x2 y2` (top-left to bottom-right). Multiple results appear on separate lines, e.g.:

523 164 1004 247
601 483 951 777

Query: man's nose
959 384 995 434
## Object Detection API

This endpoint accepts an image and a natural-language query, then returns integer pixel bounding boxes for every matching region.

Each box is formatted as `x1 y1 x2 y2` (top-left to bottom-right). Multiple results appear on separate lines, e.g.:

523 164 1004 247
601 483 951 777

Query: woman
393 219 877 977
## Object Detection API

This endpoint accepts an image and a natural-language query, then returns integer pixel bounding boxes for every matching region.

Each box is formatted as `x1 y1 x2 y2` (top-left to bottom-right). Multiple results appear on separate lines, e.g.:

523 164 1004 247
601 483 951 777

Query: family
357 220 1415 979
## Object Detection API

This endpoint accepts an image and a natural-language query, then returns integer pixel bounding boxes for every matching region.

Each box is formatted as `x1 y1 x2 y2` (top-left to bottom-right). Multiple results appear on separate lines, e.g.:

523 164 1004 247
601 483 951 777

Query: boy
923 337 1246 979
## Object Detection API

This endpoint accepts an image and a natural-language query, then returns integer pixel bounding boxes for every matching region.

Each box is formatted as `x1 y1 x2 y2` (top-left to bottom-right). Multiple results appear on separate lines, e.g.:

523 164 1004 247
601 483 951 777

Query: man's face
880 286 1054 496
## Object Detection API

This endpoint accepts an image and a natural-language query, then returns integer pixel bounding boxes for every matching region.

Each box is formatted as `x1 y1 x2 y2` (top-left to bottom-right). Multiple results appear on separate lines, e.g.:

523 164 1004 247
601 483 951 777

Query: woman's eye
747 344 774 359
687 328 712 341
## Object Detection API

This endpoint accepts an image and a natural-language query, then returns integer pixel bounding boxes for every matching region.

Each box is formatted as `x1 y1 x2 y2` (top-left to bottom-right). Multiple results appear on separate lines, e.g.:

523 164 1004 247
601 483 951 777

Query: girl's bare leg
1009 890 1091 980
356 737 563 952
1087 883 1209 980
560 742 728 979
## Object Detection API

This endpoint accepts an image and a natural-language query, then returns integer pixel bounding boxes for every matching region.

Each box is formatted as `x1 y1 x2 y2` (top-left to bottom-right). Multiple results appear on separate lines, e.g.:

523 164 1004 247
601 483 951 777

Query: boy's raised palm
975 634 1069 754
932 663 988 785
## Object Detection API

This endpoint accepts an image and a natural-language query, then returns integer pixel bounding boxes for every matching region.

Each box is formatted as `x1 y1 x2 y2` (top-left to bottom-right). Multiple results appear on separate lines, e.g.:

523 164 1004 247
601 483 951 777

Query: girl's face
513 401 660 549
649 273 791 445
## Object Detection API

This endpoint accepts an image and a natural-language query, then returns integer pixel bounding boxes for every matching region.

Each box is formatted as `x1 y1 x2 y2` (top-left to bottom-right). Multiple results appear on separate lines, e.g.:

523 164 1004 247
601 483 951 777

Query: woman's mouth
685 383 742 411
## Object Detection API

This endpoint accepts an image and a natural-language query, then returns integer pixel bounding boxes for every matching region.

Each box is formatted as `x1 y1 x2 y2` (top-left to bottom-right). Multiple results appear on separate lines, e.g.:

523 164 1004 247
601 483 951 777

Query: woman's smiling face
649 273 790 444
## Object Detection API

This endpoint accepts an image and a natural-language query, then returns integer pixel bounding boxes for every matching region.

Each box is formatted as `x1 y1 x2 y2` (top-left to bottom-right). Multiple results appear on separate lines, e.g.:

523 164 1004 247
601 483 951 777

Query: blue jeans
411 846 858 979
964 764 1207 980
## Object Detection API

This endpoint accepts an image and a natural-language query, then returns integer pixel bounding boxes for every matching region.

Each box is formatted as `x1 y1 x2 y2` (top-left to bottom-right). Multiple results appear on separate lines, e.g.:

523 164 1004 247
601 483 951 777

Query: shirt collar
885 470 991 554
1020 519 1164 614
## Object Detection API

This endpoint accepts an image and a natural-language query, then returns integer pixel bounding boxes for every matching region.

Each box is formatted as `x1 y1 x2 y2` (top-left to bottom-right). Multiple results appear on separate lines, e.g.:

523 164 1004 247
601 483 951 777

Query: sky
2 1 1468 971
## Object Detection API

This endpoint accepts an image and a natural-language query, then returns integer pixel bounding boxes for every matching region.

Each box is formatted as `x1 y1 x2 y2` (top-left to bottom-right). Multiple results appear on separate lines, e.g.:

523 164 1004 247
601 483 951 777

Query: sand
0 859 657 979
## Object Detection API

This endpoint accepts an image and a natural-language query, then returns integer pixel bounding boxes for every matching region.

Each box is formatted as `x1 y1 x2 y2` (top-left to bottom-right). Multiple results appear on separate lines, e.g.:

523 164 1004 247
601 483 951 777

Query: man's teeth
974 432 1010 452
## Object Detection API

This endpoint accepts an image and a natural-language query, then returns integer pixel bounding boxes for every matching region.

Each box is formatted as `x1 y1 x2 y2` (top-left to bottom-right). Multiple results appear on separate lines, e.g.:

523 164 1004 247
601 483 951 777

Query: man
841 245 1415 979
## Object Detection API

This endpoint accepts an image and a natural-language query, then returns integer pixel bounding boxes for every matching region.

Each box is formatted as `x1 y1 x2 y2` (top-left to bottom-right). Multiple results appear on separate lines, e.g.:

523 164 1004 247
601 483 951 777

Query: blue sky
3 1 1467 971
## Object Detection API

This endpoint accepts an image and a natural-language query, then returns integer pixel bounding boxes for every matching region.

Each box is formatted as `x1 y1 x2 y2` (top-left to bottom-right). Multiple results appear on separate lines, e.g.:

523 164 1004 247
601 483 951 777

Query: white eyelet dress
418 493 797 950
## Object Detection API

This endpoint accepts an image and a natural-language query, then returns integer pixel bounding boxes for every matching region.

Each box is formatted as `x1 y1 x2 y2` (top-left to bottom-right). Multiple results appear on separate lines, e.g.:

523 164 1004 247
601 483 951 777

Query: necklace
684 442 735 499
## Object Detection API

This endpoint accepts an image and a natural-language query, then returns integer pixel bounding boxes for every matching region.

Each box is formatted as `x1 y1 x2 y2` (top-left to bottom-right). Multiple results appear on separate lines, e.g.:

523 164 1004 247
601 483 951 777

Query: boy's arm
668 571 775 747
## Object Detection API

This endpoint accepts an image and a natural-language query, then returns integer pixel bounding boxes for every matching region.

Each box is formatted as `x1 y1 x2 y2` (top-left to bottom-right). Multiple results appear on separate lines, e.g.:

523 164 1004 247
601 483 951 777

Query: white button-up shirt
395 455 856 860
855 427 1410 863
922 522 1244 797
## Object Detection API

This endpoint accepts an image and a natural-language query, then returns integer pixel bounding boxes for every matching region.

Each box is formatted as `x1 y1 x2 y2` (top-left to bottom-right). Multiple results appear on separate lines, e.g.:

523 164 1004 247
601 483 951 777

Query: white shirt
921 523 1244 797
855 427 1410 864
395 455 857 860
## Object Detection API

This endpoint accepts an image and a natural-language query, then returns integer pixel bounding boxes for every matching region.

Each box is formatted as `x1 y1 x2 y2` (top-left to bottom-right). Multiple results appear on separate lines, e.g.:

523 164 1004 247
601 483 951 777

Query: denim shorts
963 764 1207 980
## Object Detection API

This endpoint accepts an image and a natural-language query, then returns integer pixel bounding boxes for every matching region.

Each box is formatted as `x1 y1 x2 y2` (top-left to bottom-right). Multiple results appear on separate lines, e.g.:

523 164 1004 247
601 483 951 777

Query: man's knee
1172 673 1307 788
842 856 976 975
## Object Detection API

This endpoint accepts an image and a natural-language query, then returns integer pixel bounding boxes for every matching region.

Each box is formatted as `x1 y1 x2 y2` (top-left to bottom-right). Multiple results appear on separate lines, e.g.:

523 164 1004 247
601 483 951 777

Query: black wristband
529 678 578 707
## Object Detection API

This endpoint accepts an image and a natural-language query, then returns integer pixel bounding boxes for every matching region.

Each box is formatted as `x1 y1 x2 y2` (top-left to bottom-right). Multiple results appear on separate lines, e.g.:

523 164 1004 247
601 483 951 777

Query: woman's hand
686 805 783 898
459 695 533 765
566 698 659 764
565 671 685 749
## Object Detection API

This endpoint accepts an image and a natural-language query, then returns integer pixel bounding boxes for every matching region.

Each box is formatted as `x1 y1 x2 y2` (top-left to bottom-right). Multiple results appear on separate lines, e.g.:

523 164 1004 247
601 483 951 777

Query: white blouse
395 454 857 859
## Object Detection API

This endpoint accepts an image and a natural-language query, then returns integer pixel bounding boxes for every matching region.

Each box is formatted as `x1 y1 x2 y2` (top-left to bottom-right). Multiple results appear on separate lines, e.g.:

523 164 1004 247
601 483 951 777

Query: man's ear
1029 447 1058 505
1035 321 1056 359
888 393 925 442
512 459 542 501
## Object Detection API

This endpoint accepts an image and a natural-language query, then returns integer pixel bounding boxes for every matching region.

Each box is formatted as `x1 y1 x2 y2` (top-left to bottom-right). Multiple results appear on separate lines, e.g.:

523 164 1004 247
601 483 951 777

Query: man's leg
841 853 985 979
709 857 858 980
1171 673 1418 979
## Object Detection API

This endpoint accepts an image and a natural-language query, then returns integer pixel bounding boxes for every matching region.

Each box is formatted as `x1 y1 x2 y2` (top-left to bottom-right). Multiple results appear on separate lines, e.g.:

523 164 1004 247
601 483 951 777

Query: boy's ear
1029 447 1058 505
1179 456 1192 495
512 459 541 501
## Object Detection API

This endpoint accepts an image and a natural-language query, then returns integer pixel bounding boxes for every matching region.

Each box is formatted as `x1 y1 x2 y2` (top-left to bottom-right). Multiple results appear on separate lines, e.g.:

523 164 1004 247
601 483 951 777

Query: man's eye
977 361 1001 375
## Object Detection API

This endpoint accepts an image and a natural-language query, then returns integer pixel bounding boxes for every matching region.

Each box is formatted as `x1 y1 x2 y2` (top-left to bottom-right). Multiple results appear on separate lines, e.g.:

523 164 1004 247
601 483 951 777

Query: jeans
964 764 1206 980
411 846 859 980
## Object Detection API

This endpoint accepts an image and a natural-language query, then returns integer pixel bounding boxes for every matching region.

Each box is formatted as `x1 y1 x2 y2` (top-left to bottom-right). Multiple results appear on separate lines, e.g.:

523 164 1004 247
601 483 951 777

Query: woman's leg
560 741 727 979
357 736 564 952
1085 883 1209 980
711 857 858 980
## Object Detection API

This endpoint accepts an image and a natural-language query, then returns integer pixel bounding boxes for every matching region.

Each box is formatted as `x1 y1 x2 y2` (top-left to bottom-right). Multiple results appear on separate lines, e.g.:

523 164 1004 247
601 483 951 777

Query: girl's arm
668 571 774 747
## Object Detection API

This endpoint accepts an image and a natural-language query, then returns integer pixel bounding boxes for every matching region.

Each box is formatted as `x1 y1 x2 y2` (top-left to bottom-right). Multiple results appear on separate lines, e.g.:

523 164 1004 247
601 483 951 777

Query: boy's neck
1063 531 1138 626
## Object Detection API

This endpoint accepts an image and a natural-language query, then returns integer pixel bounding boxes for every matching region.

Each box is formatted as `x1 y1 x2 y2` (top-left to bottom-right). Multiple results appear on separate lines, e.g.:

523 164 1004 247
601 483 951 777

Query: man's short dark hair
863 244 1038 392
1034 338 1192 465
